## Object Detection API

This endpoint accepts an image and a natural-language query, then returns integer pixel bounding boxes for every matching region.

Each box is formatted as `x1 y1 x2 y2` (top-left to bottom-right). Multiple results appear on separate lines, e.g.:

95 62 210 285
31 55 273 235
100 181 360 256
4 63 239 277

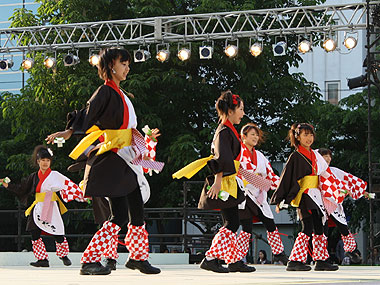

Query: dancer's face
38 158 51 172
298 130 314 149
228 102 245 125
112 57 130 83
243 128 259 148
322 154 332 166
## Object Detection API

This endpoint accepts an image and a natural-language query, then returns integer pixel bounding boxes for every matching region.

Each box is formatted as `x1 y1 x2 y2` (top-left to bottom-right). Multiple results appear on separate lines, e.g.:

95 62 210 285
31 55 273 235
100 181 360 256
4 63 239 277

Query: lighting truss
0 1 378 53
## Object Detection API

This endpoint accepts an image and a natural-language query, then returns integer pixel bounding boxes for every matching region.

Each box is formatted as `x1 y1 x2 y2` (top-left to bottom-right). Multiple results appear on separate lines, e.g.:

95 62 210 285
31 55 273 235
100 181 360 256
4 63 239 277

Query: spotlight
0 59 14 70
199 46 213 59
156 50 170 62
178 48 191 61
323 38 337 52
64 53 80 66
21 58 34 70
225 45 238 58
134 49 151 63
273 41 286 56
249 43 262 57
347 74 368 89
344 36 357 50
44 57 56 69
298 40 311 54
88 54 100 66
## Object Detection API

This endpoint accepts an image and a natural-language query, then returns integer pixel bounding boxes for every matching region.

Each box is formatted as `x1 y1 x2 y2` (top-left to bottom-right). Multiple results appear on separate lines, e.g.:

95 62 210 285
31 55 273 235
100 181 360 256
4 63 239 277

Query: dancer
46 47 163 275
270 123 341 271
238 123 288 265
319 148 368 264
0 145 86 267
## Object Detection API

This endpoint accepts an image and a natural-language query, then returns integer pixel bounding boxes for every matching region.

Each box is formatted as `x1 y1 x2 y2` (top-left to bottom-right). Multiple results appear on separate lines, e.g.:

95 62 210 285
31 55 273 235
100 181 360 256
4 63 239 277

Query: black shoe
228 260 256 272
30 259 49 267
314 260 339 271
59 256 72 266
286 261 311 271
80 262 111 275
200 258 229 273
346 248 362 264
105 258 117 271
273 252 289 265
125 259 161 274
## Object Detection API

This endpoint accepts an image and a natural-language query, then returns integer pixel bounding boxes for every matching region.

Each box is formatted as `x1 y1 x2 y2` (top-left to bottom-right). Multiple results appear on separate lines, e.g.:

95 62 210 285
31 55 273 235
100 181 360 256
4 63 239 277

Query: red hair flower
232 94 239 105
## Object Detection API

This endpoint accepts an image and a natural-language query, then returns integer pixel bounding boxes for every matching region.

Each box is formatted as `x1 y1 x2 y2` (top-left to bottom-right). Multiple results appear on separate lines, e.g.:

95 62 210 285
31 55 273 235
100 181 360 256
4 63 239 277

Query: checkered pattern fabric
239 167 272 191
31 238 48 260
312 234 329 261
234 231 251 262
344 173 367 200
266 163 280 189
60 179 86 202
124 223 149 261
81 221 121 264
55 237 69 258
239 145 257 172
205 227 237 264
103 235 119 259
341 233 357 253
289 232 310 263
267 228 284 255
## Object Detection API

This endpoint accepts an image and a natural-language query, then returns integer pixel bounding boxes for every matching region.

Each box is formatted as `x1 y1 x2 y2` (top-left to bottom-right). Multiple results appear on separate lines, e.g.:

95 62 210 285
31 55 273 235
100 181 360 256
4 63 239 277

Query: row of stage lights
0 33 358 70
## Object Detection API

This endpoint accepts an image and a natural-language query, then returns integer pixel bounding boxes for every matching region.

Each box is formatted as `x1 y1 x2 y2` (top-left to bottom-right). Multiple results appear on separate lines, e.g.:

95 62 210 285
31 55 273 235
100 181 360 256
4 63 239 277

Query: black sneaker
80 262 111 275
228 260 256 272
105 258 117 270
30 259 49 267
59 256 72 266
286 261 311 271
125 259 161 274
200 258 229 273
314 260 339 271
346 248 362 264
273 252 289 265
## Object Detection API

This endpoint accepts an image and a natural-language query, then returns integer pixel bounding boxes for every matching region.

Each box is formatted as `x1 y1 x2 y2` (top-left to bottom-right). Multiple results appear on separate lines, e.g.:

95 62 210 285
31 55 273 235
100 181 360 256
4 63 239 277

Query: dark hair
215 90 243 121
318 148 332 157
288 123 316 147
241 123 265 146
98 47 131 80
32 145 52 167
259 250 267 260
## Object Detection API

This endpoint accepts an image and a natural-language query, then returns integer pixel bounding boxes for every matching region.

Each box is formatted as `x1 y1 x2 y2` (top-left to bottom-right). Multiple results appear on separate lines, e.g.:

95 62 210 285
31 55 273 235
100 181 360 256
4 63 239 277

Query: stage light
156 50 170 62
298 40 311 54
199 46 213 59
225 45 238 58
344 36 357 50
21 58 34 70
347 74 367 89
134 49 151 62
323 38 336 52
249 43 262 57
178 48 191 61
88 54 100 66
0 59 14 70
272 41 286 56
64 53 80 66
44 57 56 69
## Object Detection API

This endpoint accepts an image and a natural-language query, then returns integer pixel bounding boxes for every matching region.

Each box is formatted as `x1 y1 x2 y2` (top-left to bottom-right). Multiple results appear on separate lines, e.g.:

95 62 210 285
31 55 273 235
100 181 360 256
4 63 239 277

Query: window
325 81 340 105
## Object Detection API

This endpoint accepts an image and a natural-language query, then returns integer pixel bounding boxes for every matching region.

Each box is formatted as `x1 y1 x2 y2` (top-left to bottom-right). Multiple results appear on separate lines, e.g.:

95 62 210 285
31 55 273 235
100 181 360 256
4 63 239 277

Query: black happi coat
198 124 245 210
66 85 138 197
270 151 321 219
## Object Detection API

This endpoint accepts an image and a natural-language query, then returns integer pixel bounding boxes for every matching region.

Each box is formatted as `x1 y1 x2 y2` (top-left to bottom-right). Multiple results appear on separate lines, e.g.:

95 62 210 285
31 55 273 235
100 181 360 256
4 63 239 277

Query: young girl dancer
319 148 368 264
238 123 288 266
46 47 163 275
0 145 86 267
270 123 341 271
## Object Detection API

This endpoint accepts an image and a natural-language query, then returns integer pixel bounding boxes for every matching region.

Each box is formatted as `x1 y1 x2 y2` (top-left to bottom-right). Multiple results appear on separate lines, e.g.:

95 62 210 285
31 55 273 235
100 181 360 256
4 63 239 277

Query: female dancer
0 145 86 267
46 47 162 275
238 123 288 265
270 123 340 271
319 148 368 264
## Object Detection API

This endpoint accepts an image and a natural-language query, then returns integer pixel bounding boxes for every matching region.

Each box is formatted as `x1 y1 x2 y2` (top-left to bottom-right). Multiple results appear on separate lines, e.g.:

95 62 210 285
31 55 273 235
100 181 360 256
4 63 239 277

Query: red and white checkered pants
289 232 310 263
341 233 356 253
55 237 69 258
267 228 284 255
103 235 119 260
205 227 237 264
31 238 48 260
234 231 251 262
312 234 329 261
81 221 121 263
124 223 149 261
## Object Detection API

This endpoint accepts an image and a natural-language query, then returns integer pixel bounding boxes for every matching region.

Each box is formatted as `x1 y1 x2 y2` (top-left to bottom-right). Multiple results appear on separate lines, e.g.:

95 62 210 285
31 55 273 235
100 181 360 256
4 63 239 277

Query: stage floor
0 264 379 285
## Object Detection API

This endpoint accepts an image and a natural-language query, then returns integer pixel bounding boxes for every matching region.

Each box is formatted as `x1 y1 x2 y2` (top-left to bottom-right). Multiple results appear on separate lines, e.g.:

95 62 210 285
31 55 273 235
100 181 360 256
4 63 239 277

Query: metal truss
0 1 379 53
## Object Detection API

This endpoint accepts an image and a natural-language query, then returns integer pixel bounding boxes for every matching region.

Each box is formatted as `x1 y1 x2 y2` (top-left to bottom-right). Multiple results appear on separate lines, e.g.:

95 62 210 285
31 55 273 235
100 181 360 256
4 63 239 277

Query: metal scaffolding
0 1 379 53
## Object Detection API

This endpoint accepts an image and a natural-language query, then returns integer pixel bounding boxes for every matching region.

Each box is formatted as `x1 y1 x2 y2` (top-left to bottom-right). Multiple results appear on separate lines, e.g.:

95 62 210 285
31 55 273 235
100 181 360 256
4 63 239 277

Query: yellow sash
172 156 240 198
25 192 67 217
69 125 132 160
291 175 319 207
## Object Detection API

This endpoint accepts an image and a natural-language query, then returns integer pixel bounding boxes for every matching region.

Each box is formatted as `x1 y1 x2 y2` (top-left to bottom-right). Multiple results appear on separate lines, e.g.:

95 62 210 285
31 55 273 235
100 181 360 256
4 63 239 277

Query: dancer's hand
0 178 9 188
275 204 280 213
207 183 221 200
150 128 161 140
46 129 73 144
364 191 370 200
